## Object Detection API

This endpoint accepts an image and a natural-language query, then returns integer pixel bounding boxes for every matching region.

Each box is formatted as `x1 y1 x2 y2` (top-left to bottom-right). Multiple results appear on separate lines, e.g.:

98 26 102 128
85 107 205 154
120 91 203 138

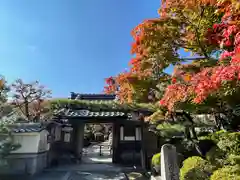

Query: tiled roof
70 92 116 101
60 109 128 118
9 123 45 133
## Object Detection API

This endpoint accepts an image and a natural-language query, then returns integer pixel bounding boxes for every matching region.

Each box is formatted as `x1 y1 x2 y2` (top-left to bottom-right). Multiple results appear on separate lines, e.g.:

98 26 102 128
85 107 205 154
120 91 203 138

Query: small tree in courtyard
11 79 52 122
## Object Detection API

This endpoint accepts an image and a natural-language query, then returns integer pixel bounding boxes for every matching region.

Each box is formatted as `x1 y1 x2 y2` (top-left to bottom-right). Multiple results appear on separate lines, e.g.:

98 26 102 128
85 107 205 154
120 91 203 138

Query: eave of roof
70 92 116 101
50 99 157 113
8 123 45 133
55 108 130 118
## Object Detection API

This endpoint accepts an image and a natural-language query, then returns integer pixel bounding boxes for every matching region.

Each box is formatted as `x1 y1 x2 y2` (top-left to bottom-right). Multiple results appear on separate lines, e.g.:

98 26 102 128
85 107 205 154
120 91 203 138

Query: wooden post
112 122 119 163
99 145 102 156
75 123 85 161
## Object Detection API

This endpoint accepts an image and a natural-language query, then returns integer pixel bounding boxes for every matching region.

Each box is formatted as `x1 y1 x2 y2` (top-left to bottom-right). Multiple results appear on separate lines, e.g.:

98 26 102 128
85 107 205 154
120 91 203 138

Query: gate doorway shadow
83 123 113 164
82 142 112 164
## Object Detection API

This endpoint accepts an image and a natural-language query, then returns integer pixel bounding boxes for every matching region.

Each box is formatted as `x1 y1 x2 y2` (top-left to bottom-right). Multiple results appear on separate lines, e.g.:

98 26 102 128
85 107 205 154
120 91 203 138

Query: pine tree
0 77 20 166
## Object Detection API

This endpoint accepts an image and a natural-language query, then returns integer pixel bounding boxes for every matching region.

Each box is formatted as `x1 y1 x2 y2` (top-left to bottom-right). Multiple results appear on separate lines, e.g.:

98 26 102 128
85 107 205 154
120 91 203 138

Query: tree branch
194 7 210 59
180 57 209 61
179 8 210 59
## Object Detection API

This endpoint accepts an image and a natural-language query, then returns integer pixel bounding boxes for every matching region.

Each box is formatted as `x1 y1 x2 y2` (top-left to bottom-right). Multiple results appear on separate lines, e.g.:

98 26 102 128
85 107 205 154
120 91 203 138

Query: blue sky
0 0 183 97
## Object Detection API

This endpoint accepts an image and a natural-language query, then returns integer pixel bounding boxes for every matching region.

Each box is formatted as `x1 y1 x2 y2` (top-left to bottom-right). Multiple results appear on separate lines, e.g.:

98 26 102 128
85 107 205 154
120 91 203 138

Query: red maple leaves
161 26 240 110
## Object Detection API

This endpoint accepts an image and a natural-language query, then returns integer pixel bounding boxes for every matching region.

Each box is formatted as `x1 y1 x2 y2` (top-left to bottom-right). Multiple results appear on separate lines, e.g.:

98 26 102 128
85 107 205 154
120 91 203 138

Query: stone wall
0 129 50 176
0 152 48 175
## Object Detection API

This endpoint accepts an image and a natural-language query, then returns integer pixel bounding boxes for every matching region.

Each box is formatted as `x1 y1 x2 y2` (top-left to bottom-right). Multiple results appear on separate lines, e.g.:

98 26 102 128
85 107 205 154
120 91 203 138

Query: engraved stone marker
161 144 179 180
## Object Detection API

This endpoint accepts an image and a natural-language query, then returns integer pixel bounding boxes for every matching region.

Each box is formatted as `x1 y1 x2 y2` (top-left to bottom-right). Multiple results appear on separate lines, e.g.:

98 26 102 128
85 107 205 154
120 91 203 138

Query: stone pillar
161 144 179 180
75 123 85 161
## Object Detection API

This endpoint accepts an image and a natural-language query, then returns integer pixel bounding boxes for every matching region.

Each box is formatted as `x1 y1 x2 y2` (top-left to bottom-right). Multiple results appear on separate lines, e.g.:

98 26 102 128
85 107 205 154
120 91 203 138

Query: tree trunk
184 126 191 139
214 113 222 130
24 100 30 120
190 126 198 140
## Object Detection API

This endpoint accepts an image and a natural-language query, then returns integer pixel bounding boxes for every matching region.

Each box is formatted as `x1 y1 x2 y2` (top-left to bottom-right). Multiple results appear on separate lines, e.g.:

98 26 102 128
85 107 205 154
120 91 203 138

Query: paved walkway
32 164 127 180
30 142 127 180
82 141 112 163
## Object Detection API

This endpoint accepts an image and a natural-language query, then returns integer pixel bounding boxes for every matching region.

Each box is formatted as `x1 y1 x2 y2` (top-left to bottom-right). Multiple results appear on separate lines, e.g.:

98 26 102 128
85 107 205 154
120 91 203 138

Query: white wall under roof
12 130 49 154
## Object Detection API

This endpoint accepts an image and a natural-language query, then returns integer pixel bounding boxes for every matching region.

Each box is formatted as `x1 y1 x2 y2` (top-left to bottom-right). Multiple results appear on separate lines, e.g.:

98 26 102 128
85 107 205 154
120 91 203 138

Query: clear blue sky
0 0 186 98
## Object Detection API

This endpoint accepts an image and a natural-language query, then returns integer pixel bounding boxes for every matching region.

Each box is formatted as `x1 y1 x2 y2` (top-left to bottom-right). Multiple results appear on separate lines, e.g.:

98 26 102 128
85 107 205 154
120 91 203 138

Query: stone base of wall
0 151 48 175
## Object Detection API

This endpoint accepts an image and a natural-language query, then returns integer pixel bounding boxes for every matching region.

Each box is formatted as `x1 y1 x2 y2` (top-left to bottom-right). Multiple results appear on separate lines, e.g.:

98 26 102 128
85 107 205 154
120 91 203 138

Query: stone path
82 141 112 163
31 164 127 180
30 142 127 180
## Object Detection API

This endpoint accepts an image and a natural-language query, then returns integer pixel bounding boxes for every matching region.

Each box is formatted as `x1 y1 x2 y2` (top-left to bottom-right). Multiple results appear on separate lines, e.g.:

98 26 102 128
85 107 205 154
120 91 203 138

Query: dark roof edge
70 92 116 101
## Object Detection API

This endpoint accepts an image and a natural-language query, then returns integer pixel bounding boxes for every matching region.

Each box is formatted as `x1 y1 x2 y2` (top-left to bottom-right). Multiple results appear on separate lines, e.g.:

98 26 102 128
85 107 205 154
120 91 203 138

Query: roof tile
63 109 127 118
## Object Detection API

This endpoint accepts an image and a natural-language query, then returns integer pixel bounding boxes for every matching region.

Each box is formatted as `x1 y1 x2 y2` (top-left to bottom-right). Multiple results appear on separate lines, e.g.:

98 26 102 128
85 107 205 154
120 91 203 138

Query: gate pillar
75 123 85 161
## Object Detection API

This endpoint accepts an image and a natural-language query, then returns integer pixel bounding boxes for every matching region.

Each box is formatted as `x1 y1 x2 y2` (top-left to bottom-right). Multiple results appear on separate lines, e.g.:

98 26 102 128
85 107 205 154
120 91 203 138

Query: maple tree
11 79 52 121
105 0 240 128
160 0 240 112
104 73 164 103
104 0 221 103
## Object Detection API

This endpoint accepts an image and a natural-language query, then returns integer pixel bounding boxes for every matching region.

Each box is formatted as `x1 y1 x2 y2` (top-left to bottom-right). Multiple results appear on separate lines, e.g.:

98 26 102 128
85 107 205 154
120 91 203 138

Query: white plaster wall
38 130 50 152
12 133 40 153
54 126 61 141
11 130 50 154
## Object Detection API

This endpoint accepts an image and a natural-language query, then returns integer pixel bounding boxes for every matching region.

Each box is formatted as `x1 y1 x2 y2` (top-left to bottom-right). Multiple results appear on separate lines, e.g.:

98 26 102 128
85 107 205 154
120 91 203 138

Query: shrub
200 131 240 157
217 132 240 155
156 123 185 138
180 156 216 180
151 153 161 176
151 153 161 166
226 154 240 166
176 139 198 158
206 146 225 167
199 130 226 143
195 139 216 156
210 165 240 180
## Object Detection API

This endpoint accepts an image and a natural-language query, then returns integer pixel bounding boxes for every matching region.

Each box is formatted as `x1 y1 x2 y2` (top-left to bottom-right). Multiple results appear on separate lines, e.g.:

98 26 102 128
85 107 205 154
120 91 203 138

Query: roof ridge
70 92 116 101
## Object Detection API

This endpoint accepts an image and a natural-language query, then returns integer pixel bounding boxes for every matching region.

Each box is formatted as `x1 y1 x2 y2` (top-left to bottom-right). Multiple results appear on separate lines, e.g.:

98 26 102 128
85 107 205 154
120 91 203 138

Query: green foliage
210 165 240 180
206 147 225 167
0 119 20 166
198 130 240 178
199 130 227 143
180 131 240 179
0 78 21 165
227 154 240 166
156 123 185 138
202 131 240 166
179 139 196 155
50 98 158 112
0 104 13 119
0 139 20 157
217 132 240 155
151 153 161 166
180 156 216 180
